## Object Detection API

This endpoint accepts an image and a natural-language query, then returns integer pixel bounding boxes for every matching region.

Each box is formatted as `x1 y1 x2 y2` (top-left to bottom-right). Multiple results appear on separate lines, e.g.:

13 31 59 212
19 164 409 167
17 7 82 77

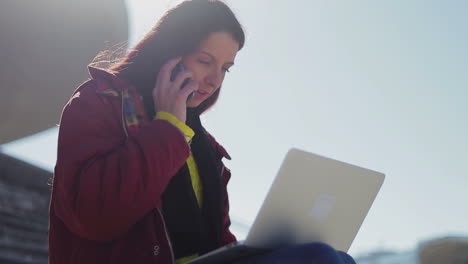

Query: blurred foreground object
418 236 468 264
0 0 128 144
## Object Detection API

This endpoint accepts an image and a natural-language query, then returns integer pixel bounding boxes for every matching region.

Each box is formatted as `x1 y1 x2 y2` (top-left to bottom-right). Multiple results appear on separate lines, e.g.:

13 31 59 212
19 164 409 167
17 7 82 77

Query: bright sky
2 0 467 256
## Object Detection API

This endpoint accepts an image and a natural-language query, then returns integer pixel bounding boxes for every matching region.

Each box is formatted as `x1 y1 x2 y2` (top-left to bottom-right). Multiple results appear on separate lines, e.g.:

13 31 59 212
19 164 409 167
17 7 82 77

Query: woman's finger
172 70 193 91
179 80 199 101
157 57 182 89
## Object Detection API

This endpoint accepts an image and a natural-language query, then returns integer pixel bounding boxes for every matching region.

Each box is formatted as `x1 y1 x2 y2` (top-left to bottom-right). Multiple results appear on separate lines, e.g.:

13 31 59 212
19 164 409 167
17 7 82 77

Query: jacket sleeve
52 82 190 242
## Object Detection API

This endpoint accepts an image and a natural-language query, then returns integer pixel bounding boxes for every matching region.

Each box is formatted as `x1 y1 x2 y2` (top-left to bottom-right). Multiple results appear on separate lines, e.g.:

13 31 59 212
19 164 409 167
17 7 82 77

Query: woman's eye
198 59 230 73
198 59 210 65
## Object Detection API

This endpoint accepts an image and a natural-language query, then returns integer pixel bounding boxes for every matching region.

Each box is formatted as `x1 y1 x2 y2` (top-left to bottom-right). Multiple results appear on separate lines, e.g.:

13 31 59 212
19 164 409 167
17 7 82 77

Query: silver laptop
187 148 385 263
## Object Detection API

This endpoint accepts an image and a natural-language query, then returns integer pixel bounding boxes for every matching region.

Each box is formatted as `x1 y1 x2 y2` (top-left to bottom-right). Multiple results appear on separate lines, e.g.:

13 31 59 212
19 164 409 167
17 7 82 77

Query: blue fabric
235 242 356 264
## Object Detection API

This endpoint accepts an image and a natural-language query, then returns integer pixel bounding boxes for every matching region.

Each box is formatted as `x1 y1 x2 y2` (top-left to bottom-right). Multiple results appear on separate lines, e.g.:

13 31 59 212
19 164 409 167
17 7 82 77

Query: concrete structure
0 0 128 144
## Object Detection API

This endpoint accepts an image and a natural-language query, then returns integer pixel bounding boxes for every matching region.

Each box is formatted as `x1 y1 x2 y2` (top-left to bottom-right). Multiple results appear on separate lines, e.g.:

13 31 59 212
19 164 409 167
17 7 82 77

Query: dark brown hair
110 0 245 115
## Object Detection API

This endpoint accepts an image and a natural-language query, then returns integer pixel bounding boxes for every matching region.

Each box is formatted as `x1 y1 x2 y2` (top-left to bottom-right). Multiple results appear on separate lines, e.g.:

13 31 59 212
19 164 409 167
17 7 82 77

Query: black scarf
161 108 224 258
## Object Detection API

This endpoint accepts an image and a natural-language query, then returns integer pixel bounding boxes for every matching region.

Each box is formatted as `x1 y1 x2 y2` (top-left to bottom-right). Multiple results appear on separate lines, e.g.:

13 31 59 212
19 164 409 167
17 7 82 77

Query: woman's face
182 31 239 108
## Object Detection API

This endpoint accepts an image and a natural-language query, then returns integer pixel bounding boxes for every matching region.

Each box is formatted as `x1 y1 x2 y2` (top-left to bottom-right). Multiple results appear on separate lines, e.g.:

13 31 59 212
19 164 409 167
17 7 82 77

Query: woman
48 0 356 263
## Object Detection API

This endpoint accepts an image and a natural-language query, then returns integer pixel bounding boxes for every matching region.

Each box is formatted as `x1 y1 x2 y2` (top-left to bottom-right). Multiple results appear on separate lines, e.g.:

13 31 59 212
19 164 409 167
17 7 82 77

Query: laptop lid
244 148 385 252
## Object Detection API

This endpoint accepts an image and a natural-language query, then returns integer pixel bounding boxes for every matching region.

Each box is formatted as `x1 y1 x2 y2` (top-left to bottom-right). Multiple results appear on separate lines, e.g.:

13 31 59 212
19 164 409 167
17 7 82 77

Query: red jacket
48 66 236 264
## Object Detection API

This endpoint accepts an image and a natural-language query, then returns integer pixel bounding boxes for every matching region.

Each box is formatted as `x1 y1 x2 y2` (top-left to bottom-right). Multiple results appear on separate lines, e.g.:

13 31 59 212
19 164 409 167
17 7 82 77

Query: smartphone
170 62 195 101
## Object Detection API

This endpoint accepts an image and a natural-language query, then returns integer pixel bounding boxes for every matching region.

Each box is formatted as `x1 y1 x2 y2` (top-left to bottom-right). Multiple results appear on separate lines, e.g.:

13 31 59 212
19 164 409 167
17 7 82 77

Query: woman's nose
206 71 223 89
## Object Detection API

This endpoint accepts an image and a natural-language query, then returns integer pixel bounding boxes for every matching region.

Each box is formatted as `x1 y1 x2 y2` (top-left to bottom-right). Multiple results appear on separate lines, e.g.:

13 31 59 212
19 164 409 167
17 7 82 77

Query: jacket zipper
157 208 175 264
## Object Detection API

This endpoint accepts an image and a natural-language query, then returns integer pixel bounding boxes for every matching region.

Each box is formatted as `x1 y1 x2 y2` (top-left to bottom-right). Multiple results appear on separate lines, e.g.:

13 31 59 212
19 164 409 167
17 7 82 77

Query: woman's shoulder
60 66 129 124
66 66 132 107
87 66 133 96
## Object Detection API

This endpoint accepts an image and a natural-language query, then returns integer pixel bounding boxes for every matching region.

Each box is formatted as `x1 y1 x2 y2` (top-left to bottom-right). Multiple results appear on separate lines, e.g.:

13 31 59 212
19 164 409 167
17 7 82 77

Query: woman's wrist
155 111 195 143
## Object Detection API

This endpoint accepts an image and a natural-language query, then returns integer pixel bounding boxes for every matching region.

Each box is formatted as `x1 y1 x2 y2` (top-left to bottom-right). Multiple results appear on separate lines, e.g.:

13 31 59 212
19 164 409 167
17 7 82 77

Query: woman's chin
186 100 201 108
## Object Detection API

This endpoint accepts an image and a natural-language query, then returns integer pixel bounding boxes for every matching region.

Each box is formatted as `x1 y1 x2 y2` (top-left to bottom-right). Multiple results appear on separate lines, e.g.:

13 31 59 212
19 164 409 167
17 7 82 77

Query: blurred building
418 236 468 264
355 236 468 264
355 249 419 264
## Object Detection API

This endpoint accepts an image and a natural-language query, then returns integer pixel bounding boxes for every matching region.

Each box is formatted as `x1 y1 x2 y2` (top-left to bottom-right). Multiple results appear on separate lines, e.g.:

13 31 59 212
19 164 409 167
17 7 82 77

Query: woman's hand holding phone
152 57 198 123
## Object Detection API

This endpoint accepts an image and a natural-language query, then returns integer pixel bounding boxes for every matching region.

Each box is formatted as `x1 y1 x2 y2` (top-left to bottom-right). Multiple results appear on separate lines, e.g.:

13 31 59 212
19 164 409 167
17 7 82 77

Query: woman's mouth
193 89 210 100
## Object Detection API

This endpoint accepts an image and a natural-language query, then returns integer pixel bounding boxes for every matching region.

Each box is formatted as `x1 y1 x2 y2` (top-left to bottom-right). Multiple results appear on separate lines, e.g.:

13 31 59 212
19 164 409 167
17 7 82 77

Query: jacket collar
205 131 231 161
88 65 135 96
217 144 232 160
